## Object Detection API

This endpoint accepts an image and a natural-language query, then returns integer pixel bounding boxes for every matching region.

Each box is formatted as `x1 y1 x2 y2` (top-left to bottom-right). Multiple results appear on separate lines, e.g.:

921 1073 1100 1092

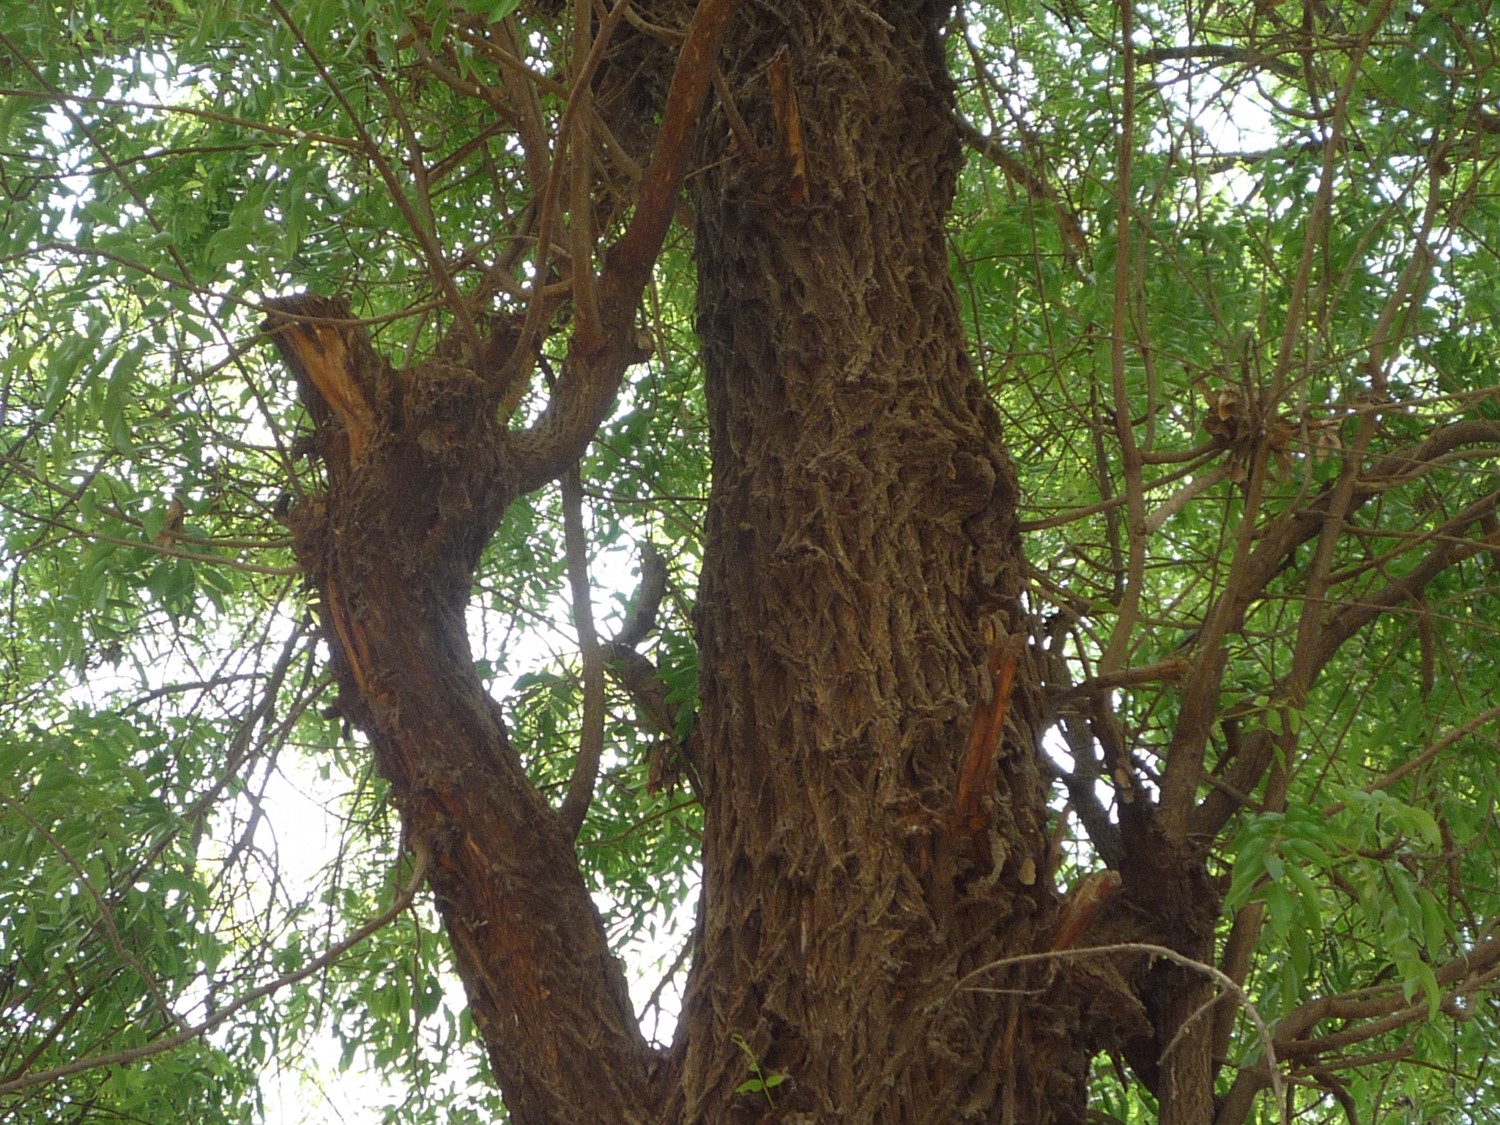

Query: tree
2 0 1499 1121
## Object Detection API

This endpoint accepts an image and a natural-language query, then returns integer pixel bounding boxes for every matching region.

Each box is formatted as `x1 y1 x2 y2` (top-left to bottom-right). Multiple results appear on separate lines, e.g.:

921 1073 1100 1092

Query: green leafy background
2 0 1498 1120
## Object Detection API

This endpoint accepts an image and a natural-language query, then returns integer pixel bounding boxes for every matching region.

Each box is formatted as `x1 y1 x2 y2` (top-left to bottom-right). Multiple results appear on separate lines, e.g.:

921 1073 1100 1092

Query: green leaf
455 0 519 19
40 330 96 417
101 341 146 452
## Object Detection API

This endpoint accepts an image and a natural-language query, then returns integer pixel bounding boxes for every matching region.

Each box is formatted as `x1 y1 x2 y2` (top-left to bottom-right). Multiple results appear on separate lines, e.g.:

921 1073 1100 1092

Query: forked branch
509 0 745 497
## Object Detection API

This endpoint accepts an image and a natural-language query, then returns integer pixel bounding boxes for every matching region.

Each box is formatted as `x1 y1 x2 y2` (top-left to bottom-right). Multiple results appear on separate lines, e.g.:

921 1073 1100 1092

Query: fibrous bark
674 4 1078 1120
263 296 659 1124
264 3 1190 1122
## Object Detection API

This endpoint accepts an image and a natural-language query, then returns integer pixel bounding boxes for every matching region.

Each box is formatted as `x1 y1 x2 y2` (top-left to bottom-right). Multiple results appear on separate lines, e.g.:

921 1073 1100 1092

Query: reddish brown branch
1277 934 1500 1049
956 118 1089 264
267 0 477 354
264 294 658 1120
1190 484 1500 838
1236 420 1500 617
1216 935 1500 1125
508 0 744 497
1309 501 1500 676
1054 657 1191 700
608 0 744 277
1168 419 1500 839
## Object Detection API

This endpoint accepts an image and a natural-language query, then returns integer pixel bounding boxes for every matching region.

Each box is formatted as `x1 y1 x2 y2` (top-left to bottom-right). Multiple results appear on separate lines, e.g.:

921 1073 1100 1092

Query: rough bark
672 5 1080 1120
262 297 660 1124
263 3 1227 1122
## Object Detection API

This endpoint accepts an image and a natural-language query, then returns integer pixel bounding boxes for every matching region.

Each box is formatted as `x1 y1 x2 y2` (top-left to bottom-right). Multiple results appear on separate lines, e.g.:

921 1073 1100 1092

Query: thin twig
0 842 429 1098
267 0 478 356
1099 0 1147 677
953 941 1289 1125
559 464 607 837
506 0 637 373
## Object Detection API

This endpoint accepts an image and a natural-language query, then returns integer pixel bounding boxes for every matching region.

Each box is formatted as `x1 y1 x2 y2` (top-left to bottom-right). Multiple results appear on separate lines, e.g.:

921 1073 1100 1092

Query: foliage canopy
2 0 1499 1121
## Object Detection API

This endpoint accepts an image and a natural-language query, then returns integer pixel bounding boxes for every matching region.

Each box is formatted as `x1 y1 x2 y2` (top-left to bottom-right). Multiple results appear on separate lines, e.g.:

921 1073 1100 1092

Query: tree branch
1325 704 1500 816
608 541 667 652
1308 503 1500 677
1138 43 1300 81
955 942 1290 1125
508 0 745 497
0 848 428 1098
1190 724 1278 838
1164 418 1500 837
559 464 607 837
266 0 478 356
1164 13 1390 843
1215 934 1500 1125
955 117 1089 263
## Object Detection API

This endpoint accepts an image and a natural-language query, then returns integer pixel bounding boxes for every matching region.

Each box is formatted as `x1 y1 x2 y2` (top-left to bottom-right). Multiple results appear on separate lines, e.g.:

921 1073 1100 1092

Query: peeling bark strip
265 306 377 462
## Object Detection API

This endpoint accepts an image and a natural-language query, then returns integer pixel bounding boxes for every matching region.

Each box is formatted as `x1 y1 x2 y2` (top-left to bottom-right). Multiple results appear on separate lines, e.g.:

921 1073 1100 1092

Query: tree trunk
673 5 1080 1120
262 301 661 1124
265 3 1213 1121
